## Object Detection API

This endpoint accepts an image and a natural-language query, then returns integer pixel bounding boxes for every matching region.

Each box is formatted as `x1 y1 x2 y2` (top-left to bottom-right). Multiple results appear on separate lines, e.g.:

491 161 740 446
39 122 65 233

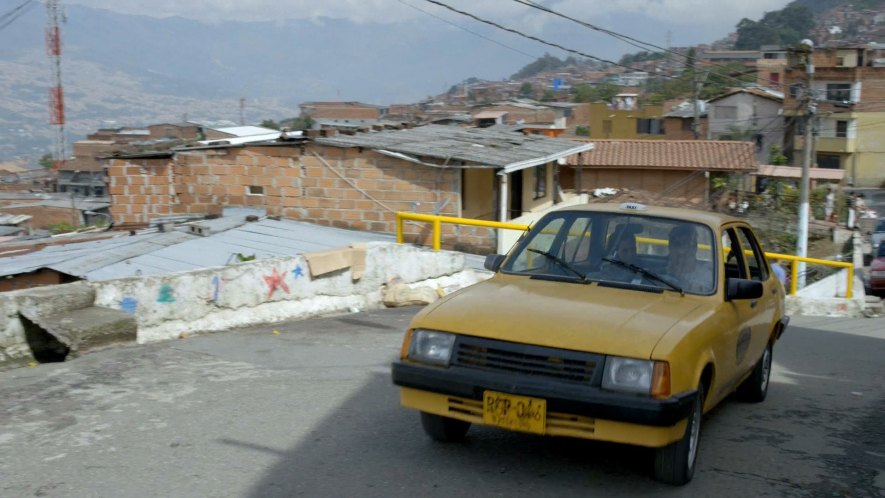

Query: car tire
653 386 704 485
420 412 471 442
737 342 772 403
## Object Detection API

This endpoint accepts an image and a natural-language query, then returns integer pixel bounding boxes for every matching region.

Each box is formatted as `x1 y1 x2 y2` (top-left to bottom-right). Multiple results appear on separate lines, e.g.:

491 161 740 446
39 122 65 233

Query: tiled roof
566 140 758 172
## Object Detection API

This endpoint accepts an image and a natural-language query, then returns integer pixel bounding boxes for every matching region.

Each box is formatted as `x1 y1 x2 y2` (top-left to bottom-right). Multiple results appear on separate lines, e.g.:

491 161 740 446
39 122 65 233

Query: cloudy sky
64 0 793 54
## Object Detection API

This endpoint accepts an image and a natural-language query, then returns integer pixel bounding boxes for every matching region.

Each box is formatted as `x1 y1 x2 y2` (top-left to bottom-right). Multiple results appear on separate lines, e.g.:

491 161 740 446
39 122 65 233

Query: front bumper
391 361 697 427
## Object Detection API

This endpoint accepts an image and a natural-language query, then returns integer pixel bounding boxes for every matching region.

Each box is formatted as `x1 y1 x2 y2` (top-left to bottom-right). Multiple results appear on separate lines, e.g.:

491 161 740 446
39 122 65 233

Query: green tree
260 119 280 130
511 53 567 79
540 89 556 101
38 153 53 169
574 125 589 136
285 115 315 130
769 145 788 165
519 82 534 98
572 82 620 103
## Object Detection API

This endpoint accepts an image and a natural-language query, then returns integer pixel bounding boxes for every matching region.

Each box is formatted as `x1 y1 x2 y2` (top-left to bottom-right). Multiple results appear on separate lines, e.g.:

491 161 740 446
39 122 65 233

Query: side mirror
483 254 505 272
726 278 763 301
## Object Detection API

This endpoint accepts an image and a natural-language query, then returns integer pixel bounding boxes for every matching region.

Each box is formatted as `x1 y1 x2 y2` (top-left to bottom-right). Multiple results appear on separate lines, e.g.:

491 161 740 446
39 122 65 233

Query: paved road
1 309 883 497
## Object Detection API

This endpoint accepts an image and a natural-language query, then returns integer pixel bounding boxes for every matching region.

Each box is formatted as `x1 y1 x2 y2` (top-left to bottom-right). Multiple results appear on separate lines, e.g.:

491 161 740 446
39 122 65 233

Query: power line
397 0 538 60
510 0 757 88
420 0 680 79
0 0 35 31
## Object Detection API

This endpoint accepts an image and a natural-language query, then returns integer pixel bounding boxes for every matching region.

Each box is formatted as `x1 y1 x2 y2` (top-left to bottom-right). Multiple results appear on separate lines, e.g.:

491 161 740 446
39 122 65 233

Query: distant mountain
0 5 532 160
734 0 885 49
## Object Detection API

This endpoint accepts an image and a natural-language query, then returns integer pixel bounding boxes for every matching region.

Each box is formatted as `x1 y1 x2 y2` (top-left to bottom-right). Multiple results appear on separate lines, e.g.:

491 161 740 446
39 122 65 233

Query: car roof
551 203 745 228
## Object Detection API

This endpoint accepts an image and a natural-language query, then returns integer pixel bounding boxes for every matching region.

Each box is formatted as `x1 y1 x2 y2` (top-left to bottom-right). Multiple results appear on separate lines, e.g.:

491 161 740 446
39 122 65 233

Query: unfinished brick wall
105 145 498 252
106 157 177 227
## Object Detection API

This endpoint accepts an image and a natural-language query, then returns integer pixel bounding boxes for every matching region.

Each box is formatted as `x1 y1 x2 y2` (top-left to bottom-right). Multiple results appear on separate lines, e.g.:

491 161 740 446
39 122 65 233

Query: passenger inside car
600 230 640 282
665 224 714 293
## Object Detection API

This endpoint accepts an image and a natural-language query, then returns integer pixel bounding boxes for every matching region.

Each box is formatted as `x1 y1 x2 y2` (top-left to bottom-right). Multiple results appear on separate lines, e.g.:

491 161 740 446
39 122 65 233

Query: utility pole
796 40 815 289
46 0 66 171
692 70 709 140
239 97 246 125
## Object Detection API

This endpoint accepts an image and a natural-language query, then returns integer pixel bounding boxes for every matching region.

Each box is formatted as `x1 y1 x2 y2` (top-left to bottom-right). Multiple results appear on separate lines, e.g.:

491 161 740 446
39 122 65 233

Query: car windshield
501 211 717 295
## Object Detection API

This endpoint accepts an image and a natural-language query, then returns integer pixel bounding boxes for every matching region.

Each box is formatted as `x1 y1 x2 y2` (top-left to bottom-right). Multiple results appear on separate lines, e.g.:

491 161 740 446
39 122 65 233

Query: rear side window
735 227 769 281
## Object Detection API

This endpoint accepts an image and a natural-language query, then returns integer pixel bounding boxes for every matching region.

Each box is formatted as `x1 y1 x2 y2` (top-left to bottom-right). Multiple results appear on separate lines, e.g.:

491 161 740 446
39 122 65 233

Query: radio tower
46 0 66 170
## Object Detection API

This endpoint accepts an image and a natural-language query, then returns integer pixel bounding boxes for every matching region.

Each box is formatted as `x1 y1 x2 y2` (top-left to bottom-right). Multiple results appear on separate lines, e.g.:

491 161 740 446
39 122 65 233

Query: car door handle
750 300 758 308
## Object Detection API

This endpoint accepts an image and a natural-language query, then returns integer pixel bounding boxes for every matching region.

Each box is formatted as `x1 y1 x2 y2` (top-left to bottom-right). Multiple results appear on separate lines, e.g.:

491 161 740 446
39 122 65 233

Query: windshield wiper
528 248 586 280
602 257 684 295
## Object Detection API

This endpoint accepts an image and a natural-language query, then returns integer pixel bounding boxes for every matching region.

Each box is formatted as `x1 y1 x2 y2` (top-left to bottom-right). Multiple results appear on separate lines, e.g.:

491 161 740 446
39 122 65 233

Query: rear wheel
654 386 704 485
738 342 772 403
420 412 471 442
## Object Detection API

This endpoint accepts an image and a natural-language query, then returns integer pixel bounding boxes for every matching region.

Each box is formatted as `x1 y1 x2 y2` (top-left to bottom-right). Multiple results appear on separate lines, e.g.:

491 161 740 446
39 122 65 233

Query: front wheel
653 386 704 485
420 412 471 442
737 342 772 403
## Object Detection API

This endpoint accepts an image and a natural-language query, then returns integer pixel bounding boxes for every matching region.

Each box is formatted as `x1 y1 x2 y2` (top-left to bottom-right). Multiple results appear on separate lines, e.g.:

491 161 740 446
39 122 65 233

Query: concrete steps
15 282 136 362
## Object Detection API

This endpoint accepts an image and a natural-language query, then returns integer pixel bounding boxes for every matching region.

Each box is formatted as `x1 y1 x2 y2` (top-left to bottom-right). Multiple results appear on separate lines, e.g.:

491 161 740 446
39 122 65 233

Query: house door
509 170 523 219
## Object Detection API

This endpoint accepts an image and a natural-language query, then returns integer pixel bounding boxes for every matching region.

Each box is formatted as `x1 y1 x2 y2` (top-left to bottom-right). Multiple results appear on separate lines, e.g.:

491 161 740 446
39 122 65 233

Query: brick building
104 126 592 253
783 44 885 187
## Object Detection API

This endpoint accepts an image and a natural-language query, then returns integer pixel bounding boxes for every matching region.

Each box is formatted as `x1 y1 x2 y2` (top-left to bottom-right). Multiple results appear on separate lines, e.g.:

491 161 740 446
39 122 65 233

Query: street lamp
795 39 815 289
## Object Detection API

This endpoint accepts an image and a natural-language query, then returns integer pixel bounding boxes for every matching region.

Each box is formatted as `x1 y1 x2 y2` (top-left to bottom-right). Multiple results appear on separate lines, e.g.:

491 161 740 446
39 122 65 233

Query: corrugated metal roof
0 214 32 225
0 217 396 281
86 218 395 280
0 232 193 278
211 126 279 137
315 124 593 172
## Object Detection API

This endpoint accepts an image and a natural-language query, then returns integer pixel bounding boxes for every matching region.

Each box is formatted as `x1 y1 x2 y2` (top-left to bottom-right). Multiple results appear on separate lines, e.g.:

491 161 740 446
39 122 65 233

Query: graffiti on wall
120 297 138 314
292 265 305 279
157 284 176 303
263 268 290 299
212 275 224 303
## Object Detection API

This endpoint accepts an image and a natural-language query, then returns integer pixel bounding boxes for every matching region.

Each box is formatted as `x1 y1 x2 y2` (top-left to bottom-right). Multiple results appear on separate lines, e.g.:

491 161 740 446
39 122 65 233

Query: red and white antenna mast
46 0 66 170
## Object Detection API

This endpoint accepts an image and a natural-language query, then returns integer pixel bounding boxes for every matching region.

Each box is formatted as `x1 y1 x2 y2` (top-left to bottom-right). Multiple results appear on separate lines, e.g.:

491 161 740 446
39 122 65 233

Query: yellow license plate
483 390 546 435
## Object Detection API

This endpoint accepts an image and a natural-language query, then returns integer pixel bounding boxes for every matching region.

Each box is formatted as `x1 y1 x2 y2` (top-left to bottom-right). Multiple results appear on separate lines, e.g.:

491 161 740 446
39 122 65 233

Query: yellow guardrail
395 212 855 298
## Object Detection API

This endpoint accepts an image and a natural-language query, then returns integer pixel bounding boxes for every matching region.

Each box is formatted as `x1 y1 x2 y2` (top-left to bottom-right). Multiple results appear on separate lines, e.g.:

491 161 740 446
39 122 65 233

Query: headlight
602 357 654 394
407 330 456 366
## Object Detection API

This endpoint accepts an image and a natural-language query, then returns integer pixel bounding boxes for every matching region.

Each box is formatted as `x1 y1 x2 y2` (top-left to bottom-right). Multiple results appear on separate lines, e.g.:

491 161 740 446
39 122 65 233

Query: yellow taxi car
391 203 789 485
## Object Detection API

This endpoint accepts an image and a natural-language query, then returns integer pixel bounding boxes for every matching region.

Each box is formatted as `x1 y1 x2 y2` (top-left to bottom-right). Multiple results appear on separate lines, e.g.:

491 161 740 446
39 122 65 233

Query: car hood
416 275 703 359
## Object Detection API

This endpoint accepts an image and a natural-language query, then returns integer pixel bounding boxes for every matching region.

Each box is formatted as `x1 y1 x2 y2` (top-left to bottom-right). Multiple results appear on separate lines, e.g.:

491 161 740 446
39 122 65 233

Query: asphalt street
0 308 883 497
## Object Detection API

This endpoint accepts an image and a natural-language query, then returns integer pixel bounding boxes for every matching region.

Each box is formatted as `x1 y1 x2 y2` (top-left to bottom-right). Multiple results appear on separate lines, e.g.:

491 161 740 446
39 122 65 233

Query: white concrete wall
91 242 477 343
0 242 487 367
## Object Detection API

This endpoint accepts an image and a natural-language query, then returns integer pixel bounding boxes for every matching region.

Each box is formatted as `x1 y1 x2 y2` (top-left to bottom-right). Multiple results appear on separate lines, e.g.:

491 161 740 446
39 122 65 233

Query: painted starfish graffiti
263 268 290 299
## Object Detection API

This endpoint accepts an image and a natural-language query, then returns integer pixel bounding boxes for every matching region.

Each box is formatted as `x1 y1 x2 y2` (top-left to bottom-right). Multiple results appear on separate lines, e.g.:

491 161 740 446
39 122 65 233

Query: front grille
452 336 601 384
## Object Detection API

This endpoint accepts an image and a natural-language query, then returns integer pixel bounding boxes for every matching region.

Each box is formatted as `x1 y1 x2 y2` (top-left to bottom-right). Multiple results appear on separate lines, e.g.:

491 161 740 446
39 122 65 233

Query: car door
733 225 778 374
711 226 752 399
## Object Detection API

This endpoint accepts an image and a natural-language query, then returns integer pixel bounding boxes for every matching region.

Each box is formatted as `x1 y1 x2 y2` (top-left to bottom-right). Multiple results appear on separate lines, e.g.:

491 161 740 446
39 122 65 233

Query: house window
246 185 265 196
768 73 780 86
636 118 664 135
826 83 851 103
714 106 737 119
682 119 693 131
533 166 546 200
816 154 841 169
836 120 848 138
789 83 803 99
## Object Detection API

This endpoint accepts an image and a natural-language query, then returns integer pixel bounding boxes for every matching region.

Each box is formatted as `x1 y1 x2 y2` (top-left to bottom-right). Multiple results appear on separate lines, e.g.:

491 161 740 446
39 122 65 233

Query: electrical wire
397 0 539 60
0 0 35 31
420 0 683 79
510 0 755 87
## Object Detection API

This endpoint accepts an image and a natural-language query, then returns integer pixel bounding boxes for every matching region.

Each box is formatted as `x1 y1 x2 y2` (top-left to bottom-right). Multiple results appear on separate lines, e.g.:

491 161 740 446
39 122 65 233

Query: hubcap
760 346 772 392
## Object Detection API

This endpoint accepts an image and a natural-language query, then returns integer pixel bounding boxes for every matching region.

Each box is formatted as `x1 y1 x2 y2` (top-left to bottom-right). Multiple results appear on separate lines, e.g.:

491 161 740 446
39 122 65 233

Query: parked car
869 242 885 297
871 218 885 254
392 203 789 485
